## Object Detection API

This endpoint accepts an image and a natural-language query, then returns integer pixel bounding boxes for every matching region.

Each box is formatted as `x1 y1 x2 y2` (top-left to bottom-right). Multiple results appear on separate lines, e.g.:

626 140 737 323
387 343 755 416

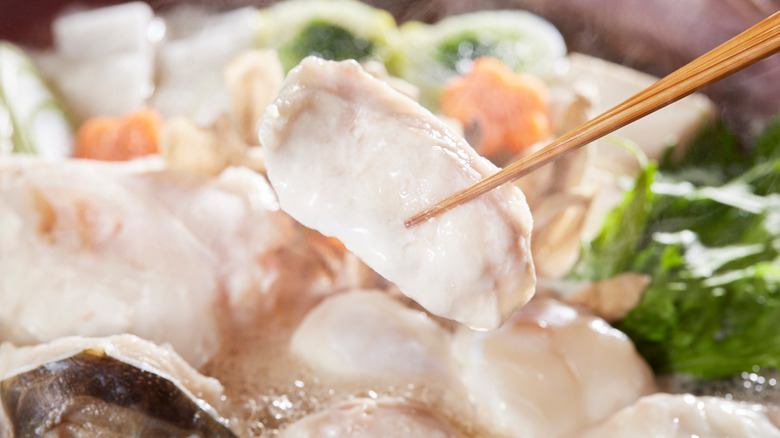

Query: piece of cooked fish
452 297 656 437
260 57 536 329
580 393 780 438
0 157 221 367
290 289 458 389
0 158 298 366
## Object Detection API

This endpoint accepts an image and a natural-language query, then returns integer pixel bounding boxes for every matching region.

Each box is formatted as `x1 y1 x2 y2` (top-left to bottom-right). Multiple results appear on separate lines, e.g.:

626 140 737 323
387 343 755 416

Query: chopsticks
404 11 780 228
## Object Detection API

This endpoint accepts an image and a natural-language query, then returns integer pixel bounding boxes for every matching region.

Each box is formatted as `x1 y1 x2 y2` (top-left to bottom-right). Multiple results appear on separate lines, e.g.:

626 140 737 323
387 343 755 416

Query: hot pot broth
0 1 779 437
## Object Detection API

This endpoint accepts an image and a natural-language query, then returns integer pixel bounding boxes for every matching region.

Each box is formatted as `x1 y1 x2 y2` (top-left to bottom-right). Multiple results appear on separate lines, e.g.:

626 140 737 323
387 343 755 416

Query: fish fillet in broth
452 298 656 437
580 393 780 438
289 289 468 414
0 158 220 367
260 57 535 329
290 290 456 386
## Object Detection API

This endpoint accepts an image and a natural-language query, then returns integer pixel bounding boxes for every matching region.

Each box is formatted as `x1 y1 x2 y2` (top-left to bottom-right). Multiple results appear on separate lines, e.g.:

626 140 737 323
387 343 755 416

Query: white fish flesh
452 298 656 437
0 157 295 366
290 289 457 388
260 57 535 329
580 393 780 438
0 158 221 367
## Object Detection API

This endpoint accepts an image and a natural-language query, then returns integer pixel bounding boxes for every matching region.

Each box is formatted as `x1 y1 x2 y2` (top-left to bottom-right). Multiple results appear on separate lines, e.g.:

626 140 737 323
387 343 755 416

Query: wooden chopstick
404 11 780 228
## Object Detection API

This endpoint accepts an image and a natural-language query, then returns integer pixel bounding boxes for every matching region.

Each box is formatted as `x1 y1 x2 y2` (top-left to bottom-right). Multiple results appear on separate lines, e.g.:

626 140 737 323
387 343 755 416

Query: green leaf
570 163 657 281
278 20 374 71
575 118 780 379
659 121 749 184
0 41 74 157
618 261 780 378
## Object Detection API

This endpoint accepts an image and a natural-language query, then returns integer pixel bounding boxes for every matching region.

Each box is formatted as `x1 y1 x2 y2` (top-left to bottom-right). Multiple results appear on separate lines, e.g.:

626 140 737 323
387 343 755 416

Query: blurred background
1 0 778 141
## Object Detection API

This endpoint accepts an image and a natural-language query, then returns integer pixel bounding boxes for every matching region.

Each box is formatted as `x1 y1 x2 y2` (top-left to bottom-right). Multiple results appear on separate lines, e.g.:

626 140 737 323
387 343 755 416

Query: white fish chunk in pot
580 393 780 438
290 290 458 389
0 334 237 437
452 298 656 438
260 57 536 329
0 158 220 367
123 165 297 318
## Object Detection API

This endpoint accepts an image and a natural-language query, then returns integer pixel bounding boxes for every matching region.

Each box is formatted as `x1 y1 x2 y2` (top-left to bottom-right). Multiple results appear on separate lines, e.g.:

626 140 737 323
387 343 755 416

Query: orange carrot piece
74 109 162 161
440 57 551 157
325 236 347 251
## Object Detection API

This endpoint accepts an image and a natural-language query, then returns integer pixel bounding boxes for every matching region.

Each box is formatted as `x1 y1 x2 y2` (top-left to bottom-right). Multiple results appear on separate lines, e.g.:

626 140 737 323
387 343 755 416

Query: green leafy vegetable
0 41 73 157
573 119 780 379
434 32 489 74
396 10 566 110
278 20 374 71
257 0 398 72
659 122 747 184
433 30 545 75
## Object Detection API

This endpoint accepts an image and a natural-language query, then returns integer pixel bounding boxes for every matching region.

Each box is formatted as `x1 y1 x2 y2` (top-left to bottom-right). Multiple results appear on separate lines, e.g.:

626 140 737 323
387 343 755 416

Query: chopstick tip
403 211 428 229
404 204 442 228
404 191 466 228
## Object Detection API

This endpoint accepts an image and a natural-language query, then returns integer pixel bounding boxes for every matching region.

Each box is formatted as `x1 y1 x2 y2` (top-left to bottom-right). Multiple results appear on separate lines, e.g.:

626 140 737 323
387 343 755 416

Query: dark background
1 0 778 140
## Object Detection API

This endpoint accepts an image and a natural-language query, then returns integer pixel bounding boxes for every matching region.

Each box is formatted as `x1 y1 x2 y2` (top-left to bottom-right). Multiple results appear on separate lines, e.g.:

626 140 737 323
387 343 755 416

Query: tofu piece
40 2 158 122
561 53 715 240
260 57 535 329
152 7 262 126
565 53 715 176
